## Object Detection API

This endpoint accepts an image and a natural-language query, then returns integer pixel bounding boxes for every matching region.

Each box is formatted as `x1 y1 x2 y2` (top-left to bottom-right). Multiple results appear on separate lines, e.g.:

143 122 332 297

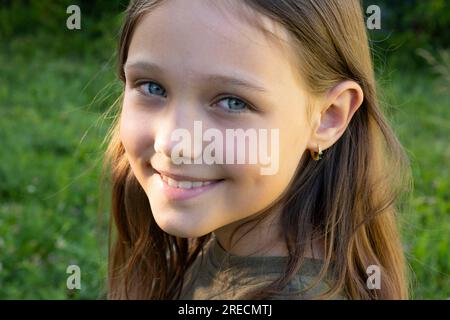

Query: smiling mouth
160 174 220 189
156 170 224 190
155 171 225 201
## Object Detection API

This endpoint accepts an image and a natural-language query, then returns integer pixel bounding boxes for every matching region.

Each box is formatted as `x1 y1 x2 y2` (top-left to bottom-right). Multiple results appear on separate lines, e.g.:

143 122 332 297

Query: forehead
127 0 297 87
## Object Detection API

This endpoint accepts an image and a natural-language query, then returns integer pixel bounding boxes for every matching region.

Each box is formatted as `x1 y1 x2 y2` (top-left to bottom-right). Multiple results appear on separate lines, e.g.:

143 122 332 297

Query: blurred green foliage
0 0 449 299
0 0 126 60
362 0 450 68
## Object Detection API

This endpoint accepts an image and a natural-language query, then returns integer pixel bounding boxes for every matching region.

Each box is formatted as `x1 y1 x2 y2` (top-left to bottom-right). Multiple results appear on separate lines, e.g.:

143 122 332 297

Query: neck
213 210 324 259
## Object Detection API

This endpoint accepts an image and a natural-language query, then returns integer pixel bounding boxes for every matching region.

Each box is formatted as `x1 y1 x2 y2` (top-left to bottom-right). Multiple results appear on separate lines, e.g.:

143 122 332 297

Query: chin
158 224 212 239
152 211 214 238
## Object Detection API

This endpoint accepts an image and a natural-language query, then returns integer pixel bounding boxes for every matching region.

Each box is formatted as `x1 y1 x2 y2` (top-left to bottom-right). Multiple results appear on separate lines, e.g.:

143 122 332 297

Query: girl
104 0 411 299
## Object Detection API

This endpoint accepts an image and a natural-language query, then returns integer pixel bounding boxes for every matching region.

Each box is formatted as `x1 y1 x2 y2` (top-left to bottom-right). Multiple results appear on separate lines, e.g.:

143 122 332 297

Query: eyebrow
124 61 268 93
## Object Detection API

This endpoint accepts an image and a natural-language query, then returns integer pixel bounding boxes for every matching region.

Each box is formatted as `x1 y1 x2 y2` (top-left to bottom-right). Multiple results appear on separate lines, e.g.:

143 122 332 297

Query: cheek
279 127 307 175
119 103 154 160
220 159 296 217
219 113 309 215
277 105 311 175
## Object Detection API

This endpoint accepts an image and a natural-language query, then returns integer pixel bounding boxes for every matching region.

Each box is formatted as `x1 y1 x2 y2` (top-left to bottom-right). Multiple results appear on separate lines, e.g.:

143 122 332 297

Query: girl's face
120 0 315 238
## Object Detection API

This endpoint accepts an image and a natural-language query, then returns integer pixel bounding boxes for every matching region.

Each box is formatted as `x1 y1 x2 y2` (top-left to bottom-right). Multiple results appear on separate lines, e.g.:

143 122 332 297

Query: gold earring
310 144 323 161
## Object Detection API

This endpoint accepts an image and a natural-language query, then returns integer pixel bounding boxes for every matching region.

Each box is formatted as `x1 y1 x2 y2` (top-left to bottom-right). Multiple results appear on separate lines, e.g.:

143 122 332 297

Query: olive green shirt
180 236 344 300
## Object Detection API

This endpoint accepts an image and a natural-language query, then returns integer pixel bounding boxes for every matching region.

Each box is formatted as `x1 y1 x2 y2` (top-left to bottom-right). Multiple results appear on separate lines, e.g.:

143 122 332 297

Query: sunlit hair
103 0 412 299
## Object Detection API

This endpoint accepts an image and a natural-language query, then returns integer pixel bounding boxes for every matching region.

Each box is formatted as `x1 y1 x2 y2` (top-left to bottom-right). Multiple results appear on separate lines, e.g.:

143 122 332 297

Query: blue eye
139 81 167 97
216 97 249 113
135 82 254 114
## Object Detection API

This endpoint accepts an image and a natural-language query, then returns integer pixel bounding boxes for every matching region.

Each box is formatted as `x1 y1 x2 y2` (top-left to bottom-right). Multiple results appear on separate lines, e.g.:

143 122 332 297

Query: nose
153 103 203 163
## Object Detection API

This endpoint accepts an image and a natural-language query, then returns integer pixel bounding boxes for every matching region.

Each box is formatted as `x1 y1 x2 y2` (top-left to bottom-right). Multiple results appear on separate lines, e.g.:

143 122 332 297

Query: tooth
178 181 193 189
167 177 178 187
203 181 211 186
192 181 203 188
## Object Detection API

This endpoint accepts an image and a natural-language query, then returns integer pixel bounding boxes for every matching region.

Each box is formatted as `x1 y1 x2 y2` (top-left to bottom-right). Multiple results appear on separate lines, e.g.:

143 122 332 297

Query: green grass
380 69 450 299
0 35 119 299
0 33 448 299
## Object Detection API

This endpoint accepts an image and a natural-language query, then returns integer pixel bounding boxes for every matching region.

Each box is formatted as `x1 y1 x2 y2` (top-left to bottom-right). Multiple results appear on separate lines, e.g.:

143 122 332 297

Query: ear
307 80 364 153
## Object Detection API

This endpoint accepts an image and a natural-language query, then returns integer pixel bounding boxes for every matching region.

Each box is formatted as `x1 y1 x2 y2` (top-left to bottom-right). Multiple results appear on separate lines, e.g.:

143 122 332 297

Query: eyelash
134 80 256 114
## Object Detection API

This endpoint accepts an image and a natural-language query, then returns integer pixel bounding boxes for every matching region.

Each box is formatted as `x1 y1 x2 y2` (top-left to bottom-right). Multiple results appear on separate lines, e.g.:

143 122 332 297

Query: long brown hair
103 0 412 299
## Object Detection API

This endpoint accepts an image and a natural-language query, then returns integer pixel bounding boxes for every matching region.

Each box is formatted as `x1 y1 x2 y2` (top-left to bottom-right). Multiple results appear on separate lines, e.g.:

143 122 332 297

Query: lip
154 172 224 201
155 169 217 182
